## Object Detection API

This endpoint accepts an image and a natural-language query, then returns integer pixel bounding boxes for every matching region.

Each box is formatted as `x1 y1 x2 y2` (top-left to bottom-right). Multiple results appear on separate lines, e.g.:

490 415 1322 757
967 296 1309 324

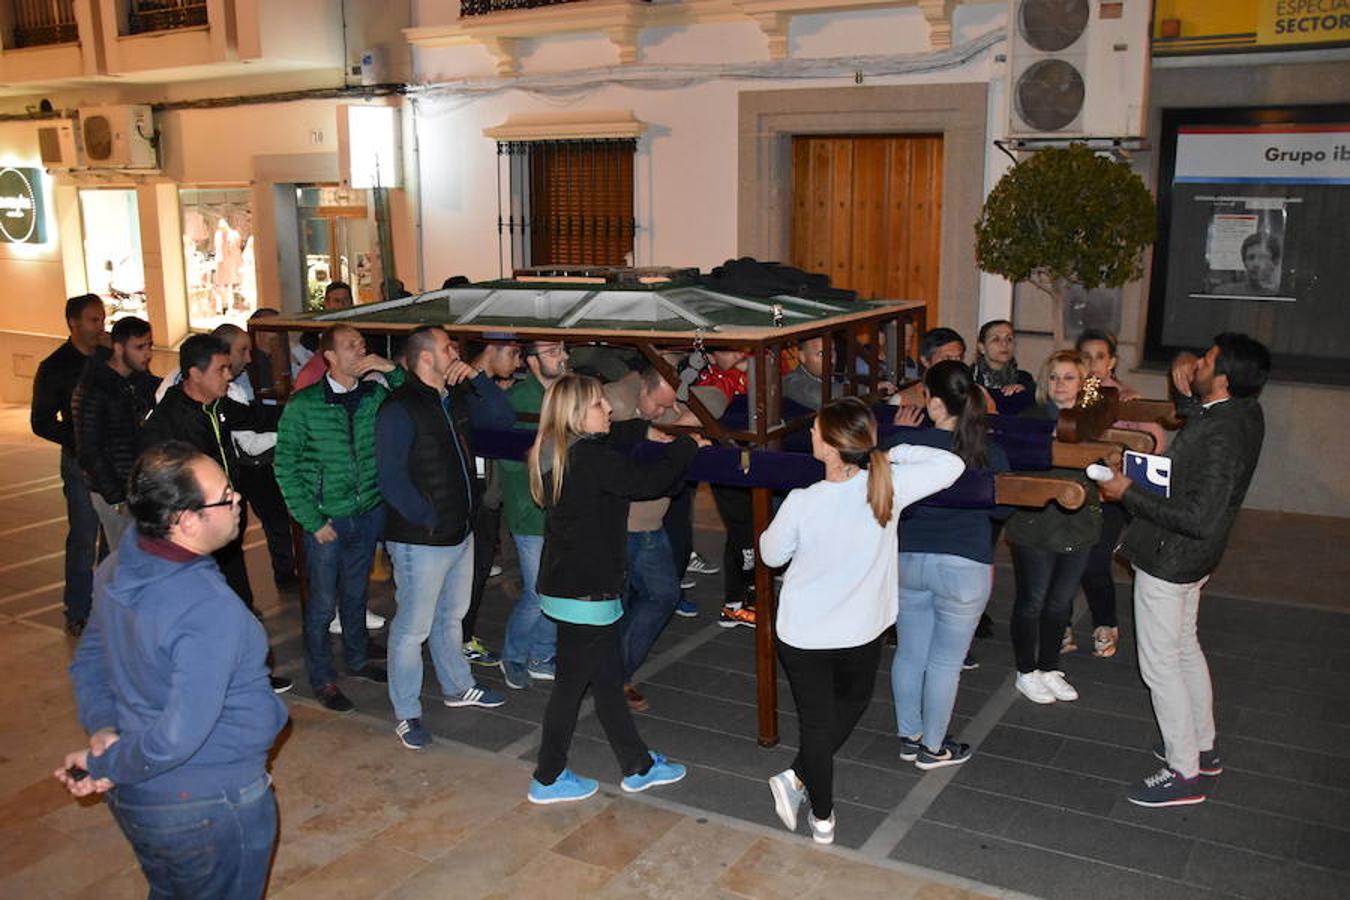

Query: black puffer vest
382 377 479 546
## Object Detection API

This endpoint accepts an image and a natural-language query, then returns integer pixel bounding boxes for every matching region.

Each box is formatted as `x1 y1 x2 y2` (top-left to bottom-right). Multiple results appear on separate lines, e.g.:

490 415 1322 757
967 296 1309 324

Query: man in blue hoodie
57 441 288 899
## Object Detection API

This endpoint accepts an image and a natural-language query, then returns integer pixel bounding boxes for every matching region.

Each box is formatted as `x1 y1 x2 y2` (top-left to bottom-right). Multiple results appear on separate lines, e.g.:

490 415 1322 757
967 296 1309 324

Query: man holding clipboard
1098 333 1270 808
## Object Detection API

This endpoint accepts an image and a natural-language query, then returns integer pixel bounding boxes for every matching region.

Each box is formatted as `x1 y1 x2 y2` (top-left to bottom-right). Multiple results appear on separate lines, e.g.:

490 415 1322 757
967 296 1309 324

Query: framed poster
1145 105 1350 384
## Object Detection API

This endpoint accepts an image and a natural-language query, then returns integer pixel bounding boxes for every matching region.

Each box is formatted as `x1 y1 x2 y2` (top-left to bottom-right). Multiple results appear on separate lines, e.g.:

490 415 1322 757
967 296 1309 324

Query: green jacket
275 368 405 533
499 375 545 536
1005 467 1102 554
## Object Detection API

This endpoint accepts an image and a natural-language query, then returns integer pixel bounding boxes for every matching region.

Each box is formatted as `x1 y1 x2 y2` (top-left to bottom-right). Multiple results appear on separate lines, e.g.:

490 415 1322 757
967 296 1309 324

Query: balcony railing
127 0 208 35
461 0 645 16
10 0 78 48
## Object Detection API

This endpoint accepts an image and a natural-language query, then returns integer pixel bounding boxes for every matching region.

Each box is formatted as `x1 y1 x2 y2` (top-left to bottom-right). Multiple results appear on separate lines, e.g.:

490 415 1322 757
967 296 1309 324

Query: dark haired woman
1006 351 1102 704
891 361 1010 769
973 320 1036 399
761 397 963 843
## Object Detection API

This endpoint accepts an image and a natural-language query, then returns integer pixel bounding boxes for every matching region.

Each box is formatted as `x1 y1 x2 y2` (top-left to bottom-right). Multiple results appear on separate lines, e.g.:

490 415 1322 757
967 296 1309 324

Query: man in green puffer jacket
276 324 404 713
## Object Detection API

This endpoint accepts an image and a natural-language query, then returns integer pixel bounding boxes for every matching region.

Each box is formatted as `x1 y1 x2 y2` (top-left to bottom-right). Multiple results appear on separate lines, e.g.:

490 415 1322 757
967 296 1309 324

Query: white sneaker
1040 670 1079 702
1015 670 1056 704
808 811 835 845
768 769 805 832
489 564 503 577
328 611 387 636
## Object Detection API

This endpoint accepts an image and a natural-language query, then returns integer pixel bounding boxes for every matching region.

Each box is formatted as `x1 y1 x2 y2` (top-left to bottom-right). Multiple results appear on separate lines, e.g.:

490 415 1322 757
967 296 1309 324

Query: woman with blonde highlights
524 374 704 805
760 397 964 844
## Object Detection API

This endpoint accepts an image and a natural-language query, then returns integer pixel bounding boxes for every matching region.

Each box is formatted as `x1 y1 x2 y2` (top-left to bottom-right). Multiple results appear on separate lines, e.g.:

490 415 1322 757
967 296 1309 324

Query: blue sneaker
500 660 529 690
444 684 506 708
527 659 556 682
395 718 432 750
621 751 687 793
674 597 698 618
898 735 923 762
528 768 599 805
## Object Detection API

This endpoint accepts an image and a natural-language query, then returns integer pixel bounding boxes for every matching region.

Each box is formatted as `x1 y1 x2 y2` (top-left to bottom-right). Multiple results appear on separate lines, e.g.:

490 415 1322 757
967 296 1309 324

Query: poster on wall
1147 108 1350 384
0 167 46 244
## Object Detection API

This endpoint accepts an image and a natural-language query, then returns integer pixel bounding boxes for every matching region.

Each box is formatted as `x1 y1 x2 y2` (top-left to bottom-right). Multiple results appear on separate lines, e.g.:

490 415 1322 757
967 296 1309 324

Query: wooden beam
996 474 1085 511
1052 440 1122 469
1102 427 1156 454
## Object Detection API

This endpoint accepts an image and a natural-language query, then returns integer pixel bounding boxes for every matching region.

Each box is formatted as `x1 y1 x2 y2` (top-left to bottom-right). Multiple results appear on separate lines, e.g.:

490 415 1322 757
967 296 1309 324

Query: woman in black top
525 374 704 805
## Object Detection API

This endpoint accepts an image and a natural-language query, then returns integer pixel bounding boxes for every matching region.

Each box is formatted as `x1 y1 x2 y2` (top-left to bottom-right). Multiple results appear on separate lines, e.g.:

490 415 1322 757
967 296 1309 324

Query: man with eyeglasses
57 442 288 899
498 340 569 689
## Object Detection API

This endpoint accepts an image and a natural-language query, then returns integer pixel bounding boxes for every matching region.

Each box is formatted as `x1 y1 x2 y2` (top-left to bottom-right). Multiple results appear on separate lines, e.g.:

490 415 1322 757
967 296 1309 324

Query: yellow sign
1259 0 1350 43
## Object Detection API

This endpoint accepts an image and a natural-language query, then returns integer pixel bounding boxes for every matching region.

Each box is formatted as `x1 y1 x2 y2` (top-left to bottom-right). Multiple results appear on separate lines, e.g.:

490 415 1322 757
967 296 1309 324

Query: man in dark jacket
1100 333 1270 808
141 335 287 693
375 326 513 749
72 316 159 552
31 293 106 636
57 442 288 899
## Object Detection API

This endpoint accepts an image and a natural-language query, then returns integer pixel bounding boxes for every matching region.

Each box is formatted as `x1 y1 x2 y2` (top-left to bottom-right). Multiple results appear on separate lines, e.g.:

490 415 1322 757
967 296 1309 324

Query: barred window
496 139 637 272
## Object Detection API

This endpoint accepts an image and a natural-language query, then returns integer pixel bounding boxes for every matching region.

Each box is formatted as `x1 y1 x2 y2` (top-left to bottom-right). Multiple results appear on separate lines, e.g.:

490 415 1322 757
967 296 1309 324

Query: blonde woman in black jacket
525 374 705 805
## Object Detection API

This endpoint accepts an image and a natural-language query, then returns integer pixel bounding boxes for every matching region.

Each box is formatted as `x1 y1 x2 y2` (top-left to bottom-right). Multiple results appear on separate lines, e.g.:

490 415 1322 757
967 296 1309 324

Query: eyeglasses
195 489 240 511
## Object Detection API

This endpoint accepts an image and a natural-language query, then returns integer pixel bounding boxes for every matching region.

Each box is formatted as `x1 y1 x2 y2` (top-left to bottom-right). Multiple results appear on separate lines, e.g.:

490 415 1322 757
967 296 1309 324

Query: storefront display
79 189 146 324
297 186 382 308
180 188 257 329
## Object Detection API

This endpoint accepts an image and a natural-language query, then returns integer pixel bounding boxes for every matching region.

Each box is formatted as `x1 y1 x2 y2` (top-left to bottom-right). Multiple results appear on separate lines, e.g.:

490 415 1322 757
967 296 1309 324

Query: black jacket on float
31 339 94 450
72 355 161 503
140 383 278 486
1119 395 1265 584
375 375 480 547
536 420 699 600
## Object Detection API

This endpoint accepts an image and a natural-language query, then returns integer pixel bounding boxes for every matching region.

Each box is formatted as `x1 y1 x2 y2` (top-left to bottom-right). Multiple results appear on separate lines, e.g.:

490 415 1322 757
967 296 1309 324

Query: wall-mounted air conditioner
77 105 158 168
37 121 79 170
1005 0 1151 139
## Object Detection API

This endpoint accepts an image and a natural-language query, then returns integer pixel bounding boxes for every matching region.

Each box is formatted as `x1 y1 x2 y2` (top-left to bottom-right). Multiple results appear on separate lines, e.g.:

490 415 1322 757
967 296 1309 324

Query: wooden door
790 134 944 317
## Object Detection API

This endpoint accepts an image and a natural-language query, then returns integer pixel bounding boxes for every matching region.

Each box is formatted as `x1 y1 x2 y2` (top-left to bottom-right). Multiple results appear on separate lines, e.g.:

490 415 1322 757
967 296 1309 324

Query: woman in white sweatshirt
760 397 964 844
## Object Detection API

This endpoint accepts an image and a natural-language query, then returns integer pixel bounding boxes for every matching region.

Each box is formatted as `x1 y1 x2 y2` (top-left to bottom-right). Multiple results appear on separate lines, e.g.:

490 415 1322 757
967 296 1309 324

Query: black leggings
778 636 883 820
463 501 501 638
711 485 754 605
1010 543 1091 673
534 619 651 785
1079 502 1128 629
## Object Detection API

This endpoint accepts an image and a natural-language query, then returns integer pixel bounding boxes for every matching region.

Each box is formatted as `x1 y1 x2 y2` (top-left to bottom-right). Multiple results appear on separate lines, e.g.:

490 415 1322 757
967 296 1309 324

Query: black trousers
711 485 754 605
778 635 883 820
463 501 501 639
1010 543 1091 673
214 503 254 610
236 461 295 583
663 482 695 581
535 619 651 785
1079 502 1128 629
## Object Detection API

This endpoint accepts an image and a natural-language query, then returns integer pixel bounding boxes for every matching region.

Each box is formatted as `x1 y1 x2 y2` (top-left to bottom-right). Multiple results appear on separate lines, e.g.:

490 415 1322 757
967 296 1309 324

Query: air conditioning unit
77 105 158 168
37 121 79 169
1005 0 1151 139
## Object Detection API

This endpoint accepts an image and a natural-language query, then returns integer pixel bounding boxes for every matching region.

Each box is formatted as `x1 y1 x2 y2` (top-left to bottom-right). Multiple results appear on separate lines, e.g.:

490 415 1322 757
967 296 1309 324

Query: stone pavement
3 401 1348 898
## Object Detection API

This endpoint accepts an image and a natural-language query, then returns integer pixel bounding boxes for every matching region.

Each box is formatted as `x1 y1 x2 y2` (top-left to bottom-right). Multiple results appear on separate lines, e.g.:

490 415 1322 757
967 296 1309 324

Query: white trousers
1133 568 1215 779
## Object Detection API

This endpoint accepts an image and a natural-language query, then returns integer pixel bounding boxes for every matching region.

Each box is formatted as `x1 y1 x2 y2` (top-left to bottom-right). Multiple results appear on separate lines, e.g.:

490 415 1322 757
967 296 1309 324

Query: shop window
497 139 637 270
296 186 382 309
79 189 146 324
180 188 257 330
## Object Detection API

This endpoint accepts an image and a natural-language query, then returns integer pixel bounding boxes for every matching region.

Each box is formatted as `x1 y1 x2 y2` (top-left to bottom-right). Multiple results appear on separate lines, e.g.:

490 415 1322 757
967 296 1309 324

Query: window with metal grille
9 0 78 48
496 139 637 273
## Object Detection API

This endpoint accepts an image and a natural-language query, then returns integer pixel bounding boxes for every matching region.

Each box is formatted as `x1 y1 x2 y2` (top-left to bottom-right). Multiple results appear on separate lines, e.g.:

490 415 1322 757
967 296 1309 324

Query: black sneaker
1127 767 1206 808
352 664 388 684
961 652 979 671
316 683 355 713
974 613 993 639
65 619 87 638
916 738 973 771
270 676 293 694
1153 744 1223 776
899 735 923 762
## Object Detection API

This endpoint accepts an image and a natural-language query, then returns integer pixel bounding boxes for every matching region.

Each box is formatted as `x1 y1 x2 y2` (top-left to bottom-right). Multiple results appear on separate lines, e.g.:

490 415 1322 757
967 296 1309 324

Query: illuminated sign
0 167 45 244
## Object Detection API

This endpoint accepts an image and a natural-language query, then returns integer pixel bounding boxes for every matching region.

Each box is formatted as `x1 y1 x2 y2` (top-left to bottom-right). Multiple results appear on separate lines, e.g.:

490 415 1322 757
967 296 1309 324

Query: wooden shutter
528 140 635 267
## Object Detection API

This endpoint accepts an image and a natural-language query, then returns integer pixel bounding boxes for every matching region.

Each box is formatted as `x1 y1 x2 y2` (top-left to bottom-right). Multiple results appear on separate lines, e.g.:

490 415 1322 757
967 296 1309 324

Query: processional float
250 267 1174 747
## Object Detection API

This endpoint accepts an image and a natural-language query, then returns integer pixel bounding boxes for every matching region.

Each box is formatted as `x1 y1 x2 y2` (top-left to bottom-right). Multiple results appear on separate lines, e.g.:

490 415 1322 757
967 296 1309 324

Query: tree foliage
975 144 1157 296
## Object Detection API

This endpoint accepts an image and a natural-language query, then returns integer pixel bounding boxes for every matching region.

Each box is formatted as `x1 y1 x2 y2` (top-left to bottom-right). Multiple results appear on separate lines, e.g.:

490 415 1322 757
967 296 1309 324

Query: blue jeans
501 533 556 668
61 447 99 624
387 537 475 719
106 774 277 900
620 530 680 682
302 504 385 692
892 553 991 749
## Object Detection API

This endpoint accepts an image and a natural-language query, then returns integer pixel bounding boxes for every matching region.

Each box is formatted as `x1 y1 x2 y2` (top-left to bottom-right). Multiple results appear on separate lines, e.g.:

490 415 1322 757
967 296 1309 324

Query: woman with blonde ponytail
760 396 964 844
524 374 705 806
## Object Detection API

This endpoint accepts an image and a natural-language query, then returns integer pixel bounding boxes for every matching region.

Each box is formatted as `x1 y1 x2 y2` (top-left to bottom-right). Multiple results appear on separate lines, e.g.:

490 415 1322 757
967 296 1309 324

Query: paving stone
1183 841 1346 900
946 754 1121 817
